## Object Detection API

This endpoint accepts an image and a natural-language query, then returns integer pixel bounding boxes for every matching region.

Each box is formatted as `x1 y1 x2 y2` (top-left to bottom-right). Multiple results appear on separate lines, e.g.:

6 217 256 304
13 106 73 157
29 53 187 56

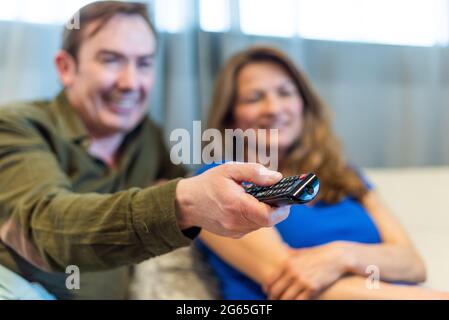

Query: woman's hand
264 241 351 300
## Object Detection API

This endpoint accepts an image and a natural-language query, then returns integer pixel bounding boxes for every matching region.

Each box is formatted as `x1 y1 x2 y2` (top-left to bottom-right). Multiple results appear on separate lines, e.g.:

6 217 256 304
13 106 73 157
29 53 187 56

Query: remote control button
305 186 315 195
246 174 318 206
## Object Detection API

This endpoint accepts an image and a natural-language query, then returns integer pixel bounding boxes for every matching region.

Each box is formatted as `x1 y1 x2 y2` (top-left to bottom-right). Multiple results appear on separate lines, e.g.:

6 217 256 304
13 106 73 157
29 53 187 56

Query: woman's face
233 62 304 156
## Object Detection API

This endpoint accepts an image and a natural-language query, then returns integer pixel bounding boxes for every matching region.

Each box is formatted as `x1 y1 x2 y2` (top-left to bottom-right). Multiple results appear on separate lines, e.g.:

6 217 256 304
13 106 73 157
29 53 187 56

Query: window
154 0 188 33
0 0 92 24
1 0 448 46
229 0 449 46
239 0 296 37
295 0 448 46
199 0 230 32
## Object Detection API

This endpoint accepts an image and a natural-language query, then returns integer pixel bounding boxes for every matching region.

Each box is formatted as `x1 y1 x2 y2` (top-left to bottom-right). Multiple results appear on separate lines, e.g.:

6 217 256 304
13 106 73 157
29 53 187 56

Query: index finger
223 162 283 186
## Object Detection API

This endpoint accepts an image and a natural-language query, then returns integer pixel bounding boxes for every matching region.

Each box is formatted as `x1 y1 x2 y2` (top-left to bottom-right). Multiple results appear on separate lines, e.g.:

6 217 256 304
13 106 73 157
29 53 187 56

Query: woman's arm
201 225 445 300
200 190 427 299
317 276 448 300
338 190 426 283
199 227 290 285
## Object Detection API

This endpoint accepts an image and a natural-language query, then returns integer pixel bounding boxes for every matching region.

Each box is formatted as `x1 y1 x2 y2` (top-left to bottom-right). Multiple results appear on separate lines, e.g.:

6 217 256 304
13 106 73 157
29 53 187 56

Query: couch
130 166 449 299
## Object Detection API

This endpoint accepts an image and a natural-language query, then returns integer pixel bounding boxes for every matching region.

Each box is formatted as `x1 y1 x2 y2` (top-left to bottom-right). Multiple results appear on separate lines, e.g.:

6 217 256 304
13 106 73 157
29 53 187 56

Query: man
0 1 289 299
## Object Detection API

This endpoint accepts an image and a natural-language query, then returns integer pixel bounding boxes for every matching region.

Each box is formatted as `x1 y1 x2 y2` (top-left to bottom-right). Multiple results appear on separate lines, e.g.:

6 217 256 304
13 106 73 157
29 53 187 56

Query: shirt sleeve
0 115 192 273
155 127 188 180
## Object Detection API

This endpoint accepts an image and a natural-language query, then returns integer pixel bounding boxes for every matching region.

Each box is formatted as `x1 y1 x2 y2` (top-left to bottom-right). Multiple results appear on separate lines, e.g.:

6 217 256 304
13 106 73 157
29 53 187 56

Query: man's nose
118 64 139 91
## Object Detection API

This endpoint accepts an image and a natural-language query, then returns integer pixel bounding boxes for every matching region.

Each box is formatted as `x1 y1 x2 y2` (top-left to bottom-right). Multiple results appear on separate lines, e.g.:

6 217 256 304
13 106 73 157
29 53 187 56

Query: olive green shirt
0 91 190 299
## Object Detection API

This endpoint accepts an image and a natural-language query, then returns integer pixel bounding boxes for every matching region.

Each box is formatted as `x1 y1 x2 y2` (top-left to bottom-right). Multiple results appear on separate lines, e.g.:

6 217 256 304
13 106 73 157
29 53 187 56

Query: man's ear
54 50 77 87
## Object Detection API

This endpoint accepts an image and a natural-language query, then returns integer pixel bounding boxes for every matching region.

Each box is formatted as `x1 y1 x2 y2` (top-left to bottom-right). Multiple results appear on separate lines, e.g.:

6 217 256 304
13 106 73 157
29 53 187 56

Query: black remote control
245 173 320 206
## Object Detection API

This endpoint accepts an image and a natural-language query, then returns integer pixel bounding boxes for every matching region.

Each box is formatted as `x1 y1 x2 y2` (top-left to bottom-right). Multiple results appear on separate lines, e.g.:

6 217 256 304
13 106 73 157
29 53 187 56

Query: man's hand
175 162 290 238
264 242 351 300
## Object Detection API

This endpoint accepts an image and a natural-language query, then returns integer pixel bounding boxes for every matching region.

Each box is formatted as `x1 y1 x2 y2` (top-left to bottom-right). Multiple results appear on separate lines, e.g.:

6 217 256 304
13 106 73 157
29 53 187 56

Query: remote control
245 173 320 206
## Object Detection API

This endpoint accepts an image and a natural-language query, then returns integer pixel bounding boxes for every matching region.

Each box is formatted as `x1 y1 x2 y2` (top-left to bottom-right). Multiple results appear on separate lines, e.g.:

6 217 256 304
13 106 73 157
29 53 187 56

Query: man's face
64 14 156 136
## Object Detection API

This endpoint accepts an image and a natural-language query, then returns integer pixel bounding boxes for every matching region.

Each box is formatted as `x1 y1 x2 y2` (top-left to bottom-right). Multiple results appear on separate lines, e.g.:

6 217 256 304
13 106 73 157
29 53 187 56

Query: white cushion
129 246 220 300
365 166 449 291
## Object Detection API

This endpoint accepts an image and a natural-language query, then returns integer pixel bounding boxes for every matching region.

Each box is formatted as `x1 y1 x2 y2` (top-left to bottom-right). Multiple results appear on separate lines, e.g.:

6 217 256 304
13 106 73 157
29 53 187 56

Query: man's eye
138 60 153 68
99 56 120 64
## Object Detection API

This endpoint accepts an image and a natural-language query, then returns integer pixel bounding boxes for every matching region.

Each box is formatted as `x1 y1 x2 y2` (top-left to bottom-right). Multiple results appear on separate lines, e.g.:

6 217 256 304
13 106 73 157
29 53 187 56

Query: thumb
222 162 283 186
270 205 291 225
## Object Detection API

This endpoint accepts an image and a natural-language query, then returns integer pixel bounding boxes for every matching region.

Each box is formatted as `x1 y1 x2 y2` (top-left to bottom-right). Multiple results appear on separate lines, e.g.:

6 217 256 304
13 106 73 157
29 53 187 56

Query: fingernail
270 206 291 224
258 167 282 179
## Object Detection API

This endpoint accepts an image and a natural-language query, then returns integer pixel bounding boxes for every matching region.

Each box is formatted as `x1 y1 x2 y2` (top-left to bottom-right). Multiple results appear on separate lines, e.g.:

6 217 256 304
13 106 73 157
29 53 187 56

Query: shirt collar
50 90 90 144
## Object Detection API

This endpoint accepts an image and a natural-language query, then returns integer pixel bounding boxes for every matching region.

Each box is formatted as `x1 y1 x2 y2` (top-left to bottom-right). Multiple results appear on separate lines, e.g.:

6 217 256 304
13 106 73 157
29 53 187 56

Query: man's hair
62 1 156 61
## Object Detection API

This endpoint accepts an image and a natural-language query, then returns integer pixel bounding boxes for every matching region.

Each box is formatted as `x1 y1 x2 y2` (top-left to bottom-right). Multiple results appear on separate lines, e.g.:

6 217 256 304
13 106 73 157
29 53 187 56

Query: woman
196 46 448 300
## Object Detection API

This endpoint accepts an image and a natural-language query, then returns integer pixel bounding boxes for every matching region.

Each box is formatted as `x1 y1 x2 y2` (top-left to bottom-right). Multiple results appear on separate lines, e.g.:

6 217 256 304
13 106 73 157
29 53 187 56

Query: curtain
0 0 448 168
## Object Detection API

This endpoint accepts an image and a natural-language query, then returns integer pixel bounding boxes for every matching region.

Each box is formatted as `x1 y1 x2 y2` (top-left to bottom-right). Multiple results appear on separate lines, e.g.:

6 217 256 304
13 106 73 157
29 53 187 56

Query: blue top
195 163 382 300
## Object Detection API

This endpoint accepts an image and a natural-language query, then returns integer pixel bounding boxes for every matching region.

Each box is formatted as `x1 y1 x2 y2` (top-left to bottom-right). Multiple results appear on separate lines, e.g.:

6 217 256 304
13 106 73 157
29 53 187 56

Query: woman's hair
207 45 368 204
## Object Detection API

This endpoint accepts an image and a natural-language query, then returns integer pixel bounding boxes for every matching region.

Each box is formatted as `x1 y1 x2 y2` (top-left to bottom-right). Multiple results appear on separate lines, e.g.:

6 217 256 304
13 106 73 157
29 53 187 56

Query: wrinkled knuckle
286 261 297 273
251 163 261 173
227 232 239 239
222 200 242 221
266 216 276 227
285 268 294 279
223 217 242 233
255 210 271 227
233 231 246 239
222 201 238 215
219 219 233 231
219 163 232 176
223 162 234 172
239 202 255 222
306 280 319 293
